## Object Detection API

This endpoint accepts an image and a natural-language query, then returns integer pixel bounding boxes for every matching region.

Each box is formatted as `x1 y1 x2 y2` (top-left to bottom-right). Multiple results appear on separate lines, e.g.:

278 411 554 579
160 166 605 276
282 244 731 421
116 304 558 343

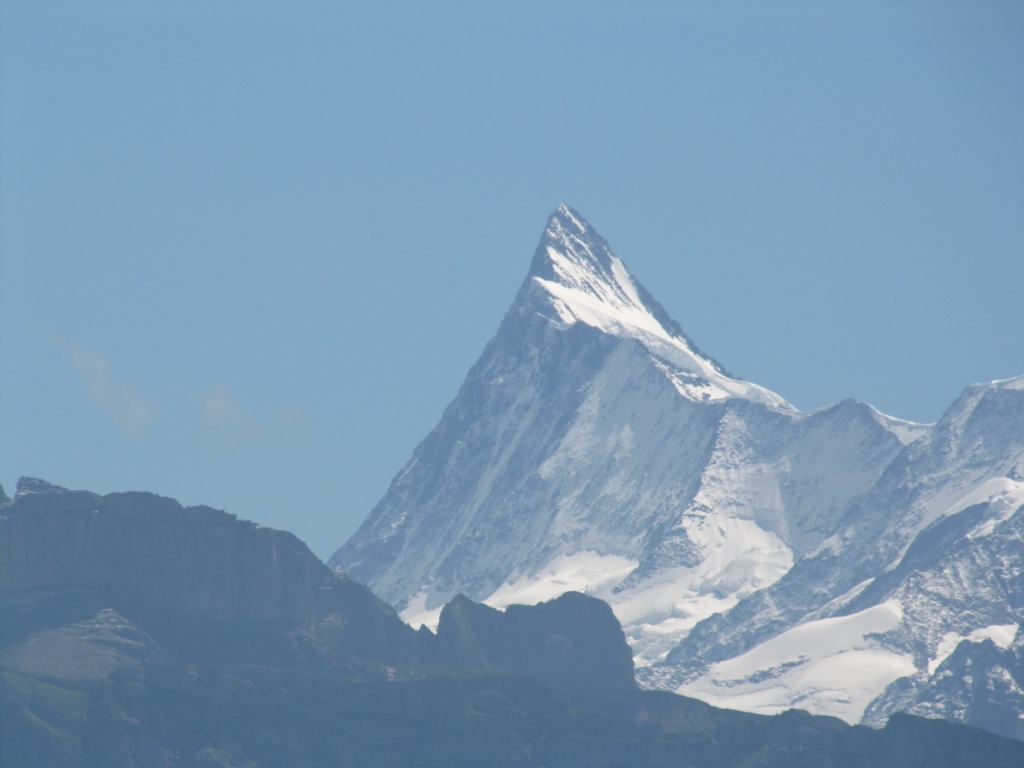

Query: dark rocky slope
1 478 634 688
1 478 420 674
2 478 1023 767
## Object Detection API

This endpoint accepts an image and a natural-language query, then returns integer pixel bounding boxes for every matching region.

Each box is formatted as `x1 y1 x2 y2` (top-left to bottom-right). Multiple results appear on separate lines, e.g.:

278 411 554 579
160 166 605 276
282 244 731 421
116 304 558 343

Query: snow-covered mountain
330 206 1024 738
663 376 1024 734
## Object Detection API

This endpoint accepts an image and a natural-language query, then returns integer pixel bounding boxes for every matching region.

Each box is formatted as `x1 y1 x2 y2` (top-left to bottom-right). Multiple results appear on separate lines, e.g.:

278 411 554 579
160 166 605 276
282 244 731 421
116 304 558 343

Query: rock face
1 477 420 672
4 479 1024 767
865 633 1024 743
329 206 1024 733
0 478 635 688
429 591 636 689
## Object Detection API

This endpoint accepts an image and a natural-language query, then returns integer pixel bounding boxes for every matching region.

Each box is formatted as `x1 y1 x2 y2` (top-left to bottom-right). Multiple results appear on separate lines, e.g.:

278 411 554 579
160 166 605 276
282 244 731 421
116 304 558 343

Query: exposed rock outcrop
1 478 636 687
428 591 636 689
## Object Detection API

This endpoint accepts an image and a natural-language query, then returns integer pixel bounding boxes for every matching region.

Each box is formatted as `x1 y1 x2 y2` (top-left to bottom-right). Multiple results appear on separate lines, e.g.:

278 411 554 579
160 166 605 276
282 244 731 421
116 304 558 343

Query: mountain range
330 204 1024 740
4 478 1024 767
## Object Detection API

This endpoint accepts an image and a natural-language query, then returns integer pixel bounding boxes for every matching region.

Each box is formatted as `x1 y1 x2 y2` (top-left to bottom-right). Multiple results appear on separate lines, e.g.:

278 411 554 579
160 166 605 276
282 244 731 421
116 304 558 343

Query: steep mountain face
663 378 1024 734
0 478 634 689
331 206 1024 735
1 477 422 675
865 630 1024 741
330 205 959 715
6 479 1024 768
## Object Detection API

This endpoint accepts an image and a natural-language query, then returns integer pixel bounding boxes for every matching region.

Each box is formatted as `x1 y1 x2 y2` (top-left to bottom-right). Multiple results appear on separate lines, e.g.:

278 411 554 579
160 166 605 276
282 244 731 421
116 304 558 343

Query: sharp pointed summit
526 203 619 285
330 205 892 647
524 203 691 345
331 208 1024 735
519 205 790 409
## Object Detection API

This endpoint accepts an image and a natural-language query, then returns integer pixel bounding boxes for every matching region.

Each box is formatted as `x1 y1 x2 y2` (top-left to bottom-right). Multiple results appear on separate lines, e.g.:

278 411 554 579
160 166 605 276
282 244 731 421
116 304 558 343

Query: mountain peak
551 202 590 236
528 204 677 338
523 206 790 409
16 477 69 497
526 203 611 282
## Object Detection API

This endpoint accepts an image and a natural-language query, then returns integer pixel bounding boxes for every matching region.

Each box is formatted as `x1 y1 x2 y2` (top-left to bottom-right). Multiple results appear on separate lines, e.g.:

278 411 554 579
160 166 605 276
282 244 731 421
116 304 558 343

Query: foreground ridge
5 480 1024 767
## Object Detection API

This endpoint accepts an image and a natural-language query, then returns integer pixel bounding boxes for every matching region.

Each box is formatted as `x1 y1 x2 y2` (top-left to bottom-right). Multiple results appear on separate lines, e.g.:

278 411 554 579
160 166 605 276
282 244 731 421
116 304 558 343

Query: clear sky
2 1 1022 561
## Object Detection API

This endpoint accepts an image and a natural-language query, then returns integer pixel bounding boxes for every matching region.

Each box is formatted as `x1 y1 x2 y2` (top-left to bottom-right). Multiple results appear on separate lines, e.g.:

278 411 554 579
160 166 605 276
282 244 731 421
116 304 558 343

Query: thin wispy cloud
201 384 309 455
55 339 307 454
63 342 153 434
203 384 261 443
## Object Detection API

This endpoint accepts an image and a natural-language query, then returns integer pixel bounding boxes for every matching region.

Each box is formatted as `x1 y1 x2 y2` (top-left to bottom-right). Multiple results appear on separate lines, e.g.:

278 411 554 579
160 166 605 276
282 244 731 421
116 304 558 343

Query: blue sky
2 1 1022 560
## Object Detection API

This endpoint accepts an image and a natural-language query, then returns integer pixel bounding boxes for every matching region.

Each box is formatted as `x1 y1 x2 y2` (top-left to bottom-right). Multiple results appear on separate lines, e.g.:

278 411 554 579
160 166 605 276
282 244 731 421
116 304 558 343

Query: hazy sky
3 1 1022 561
